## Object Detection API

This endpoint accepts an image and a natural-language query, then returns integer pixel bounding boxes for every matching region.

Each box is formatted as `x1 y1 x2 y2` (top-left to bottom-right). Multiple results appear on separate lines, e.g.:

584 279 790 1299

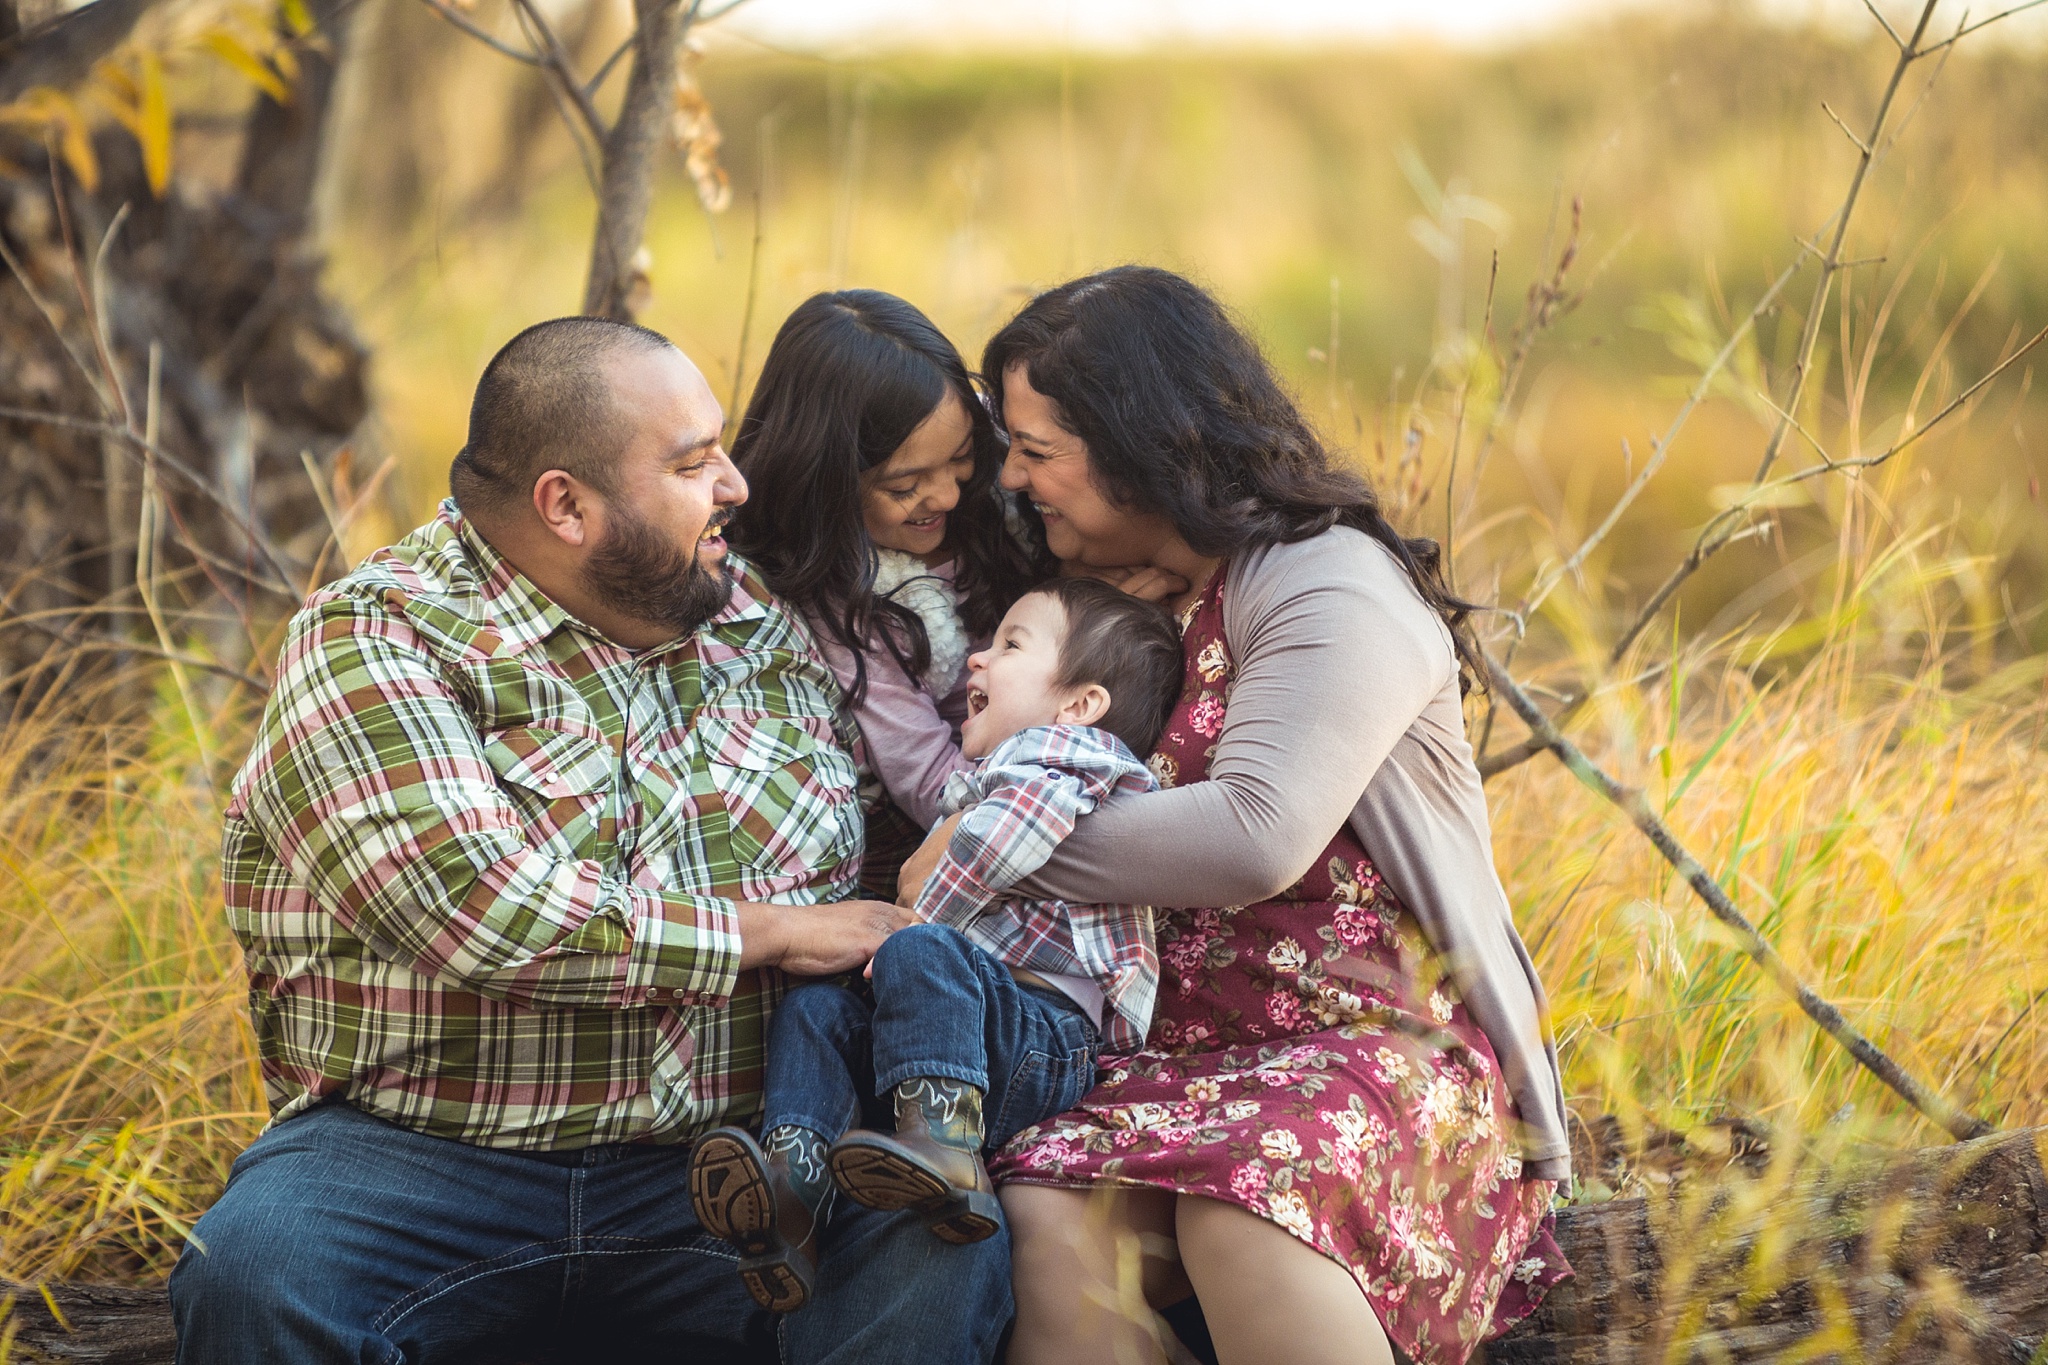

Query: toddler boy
688 576 1183 1312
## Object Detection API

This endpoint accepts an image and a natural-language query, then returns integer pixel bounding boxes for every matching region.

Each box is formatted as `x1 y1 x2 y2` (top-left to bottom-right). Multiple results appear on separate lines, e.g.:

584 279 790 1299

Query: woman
727 290 1045 897
914 267 1573 1365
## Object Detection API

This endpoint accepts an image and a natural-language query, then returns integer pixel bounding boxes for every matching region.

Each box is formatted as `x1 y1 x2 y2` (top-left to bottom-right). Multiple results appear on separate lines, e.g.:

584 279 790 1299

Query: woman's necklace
873 548 970 698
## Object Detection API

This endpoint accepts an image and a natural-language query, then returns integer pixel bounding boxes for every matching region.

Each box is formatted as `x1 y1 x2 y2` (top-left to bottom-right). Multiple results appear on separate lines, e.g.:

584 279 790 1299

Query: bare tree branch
1481 652 1995 1142
411 0 545 67
1753 0 1939 482
1919 0 2048 54
509 0 606 144
1860 0 1909 47
1513 245 1813 628
0 404 302 597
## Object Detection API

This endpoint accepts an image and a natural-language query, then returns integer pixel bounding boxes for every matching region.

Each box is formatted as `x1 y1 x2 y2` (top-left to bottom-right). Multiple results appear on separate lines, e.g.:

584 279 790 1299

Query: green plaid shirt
223 500 863 1149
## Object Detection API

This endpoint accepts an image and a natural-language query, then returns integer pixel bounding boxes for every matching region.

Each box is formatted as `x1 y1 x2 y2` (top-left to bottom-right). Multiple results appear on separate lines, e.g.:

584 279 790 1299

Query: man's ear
1055 683 1111 729
532 469 599 548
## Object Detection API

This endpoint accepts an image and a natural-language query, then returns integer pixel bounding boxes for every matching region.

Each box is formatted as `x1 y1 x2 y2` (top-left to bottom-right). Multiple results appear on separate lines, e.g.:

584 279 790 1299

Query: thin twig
49 162 131 429
1481 652 1995 1142
136 344 218 785
1516 245 1813 626
0 405 300 596
1919 0 2048 53
1860 0 1908 47
0 221 112 414
725 178 765 431
509 0 606 143
1754 0 1939 482
507 0 605 193
583 27 635 96
1819 101 1872 156
411 0 543 65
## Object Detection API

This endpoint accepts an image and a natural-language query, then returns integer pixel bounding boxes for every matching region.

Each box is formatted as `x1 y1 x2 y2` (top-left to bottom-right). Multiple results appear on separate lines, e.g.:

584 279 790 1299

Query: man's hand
896 812 964 908
735 900 915 977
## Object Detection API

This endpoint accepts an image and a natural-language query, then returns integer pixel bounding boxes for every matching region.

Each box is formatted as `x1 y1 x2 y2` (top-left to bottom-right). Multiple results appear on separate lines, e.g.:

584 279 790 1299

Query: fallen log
2 1127 2042 1364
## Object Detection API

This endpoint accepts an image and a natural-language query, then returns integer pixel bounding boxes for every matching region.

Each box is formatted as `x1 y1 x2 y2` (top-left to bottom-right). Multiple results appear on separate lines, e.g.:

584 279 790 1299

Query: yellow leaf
137 51 171 196
204 31 291 104
27 89 104 191
96 59 143 111
280 0 314 36
270 41 300 83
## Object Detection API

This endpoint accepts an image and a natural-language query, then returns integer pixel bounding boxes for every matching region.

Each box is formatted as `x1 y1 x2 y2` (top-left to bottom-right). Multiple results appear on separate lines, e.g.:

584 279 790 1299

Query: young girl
727 290 1046 897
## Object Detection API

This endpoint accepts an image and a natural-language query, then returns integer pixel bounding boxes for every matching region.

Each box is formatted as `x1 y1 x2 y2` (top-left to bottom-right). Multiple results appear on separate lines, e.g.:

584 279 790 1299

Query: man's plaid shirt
913 724 1159 1052
223 500 863 1149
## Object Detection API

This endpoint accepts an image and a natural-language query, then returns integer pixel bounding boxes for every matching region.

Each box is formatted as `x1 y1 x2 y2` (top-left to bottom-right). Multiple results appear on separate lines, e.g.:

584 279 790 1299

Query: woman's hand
1058 561 1190 604
896 812 964 907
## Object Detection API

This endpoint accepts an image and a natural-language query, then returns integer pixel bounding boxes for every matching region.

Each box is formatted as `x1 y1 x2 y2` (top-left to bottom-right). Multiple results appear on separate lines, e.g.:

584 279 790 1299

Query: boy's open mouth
966 686 988 718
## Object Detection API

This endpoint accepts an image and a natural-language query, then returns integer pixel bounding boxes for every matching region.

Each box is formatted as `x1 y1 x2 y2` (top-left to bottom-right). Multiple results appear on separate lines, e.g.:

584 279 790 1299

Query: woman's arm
1019 531 1453 908
817 633 975 830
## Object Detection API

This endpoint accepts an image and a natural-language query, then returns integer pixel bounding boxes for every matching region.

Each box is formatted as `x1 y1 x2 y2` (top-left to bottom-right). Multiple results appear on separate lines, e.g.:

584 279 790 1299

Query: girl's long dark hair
729 290 1044 706
983 265 1480 684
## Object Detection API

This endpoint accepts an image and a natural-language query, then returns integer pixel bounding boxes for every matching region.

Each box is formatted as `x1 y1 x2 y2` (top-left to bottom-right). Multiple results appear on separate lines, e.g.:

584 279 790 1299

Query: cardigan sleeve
1020 529 1453 907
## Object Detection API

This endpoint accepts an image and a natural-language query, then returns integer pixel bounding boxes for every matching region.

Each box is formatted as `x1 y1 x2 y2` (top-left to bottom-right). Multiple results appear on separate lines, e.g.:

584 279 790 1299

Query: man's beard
580 503 735 641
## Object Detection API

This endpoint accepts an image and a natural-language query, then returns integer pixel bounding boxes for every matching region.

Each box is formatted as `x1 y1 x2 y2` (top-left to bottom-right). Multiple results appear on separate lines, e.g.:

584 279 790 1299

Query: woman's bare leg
1174 1195 1395 1365
1002 1184 1189 1365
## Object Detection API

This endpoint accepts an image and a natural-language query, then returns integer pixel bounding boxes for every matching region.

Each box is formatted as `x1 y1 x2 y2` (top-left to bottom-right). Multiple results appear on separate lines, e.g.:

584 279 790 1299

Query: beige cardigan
1021 527 1572 1181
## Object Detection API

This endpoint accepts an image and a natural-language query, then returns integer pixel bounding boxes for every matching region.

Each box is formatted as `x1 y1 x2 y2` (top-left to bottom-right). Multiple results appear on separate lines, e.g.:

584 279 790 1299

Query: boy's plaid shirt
223 500 863 1150
914 724 1160 1052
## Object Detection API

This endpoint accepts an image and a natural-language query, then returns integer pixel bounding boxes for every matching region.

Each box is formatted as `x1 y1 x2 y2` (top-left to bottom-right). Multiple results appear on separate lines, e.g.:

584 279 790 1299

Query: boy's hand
896 812 964 908
736 900 915 977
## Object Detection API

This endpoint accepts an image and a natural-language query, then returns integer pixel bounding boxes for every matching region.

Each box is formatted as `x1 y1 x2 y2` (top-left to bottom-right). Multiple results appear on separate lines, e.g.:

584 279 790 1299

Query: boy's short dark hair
1031 577 1184 757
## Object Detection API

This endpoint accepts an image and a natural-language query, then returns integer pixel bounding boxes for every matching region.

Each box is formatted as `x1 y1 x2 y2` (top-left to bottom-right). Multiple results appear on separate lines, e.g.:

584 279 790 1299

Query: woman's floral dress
990 567 1572 1365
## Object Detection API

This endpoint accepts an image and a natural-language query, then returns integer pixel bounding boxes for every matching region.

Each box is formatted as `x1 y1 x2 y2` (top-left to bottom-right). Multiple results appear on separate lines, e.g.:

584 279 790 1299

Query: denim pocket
990 1038 1098 1149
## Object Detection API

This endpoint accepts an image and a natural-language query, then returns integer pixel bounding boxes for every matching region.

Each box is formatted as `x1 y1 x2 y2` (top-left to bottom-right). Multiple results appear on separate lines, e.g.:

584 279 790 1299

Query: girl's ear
1055 683 1112 729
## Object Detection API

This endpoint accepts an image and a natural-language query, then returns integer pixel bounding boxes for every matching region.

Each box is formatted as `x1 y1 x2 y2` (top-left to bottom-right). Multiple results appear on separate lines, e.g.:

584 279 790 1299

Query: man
170 319 1013 1363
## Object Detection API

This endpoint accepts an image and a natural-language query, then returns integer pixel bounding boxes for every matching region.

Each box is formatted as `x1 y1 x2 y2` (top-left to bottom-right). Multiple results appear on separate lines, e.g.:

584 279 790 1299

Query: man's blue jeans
763 923 1100 1148
169 1100 1011 1364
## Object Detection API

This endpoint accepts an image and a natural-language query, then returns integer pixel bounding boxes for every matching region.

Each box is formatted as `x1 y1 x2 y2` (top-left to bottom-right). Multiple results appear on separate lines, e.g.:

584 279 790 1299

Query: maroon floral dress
990 567 1572 1365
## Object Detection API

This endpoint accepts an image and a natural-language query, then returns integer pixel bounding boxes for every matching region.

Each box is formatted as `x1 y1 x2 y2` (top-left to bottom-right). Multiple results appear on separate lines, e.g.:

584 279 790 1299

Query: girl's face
997 364 1172 568
862 390 976 561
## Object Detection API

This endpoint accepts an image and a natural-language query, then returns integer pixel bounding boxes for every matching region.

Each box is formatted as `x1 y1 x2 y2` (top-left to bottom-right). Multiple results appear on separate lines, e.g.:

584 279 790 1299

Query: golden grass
0 691 261 1284
1496 525 2048 1160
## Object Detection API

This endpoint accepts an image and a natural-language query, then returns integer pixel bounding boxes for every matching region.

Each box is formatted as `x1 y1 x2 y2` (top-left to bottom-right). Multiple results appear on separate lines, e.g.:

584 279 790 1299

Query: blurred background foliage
299 5 2048 657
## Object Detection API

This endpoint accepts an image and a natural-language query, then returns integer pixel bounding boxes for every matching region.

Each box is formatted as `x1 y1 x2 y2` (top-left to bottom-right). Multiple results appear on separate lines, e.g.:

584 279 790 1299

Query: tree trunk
3 1127 2042 1364
0 0 369 699
581 0 685 321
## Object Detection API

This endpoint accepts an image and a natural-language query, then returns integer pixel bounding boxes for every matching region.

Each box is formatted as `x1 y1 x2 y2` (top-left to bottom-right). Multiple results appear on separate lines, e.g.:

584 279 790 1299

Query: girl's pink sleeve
816 632 976 830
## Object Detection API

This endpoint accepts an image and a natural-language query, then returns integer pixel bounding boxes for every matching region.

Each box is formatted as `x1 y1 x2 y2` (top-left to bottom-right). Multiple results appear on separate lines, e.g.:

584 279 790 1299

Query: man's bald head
450 317 679 520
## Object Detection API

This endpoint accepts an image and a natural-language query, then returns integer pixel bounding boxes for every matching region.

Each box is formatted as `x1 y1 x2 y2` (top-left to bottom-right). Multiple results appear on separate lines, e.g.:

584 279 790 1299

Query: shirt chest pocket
481 725 615 858
696 713 860 883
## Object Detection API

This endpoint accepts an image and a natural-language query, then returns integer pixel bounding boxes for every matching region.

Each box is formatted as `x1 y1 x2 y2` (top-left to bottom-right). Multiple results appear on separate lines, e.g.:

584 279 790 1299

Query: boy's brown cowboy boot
689 1125 830 1312
826 1076 1001 1244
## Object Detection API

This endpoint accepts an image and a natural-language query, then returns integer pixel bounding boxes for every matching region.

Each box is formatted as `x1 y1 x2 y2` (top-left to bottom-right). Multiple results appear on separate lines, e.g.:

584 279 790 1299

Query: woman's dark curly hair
729 290 1045 707
982 265 1479 683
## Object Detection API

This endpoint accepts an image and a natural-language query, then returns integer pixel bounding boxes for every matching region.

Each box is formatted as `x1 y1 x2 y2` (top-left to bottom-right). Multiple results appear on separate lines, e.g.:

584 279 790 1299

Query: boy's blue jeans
764 922 1100 1148
169 1099 1011 1364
